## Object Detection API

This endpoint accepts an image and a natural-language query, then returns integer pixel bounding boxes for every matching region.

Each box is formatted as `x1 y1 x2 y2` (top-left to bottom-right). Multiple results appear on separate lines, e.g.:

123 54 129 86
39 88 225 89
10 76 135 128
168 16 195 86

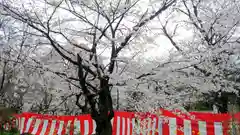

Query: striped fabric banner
4 110 238 135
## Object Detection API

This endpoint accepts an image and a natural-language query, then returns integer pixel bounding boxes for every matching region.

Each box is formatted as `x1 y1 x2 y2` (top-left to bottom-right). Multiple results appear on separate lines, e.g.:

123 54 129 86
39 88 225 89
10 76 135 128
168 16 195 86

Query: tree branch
77 54 98 117
108 0 176 73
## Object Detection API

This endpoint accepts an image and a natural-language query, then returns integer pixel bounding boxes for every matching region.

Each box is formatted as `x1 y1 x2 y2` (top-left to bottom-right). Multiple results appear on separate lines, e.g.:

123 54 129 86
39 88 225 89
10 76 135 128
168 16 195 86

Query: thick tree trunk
77 55 114 135
93 76 114 135
95 119 112 135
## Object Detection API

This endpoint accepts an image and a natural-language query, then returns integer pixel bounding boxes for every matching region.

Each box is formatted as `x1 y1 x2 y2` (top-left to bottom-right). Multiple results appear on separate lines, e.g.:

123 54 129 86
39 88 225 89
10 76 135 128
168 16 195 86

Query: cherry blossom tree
0 15 30 110
113 0 240 113
1 0 176 134
173 0 240 112
134 0 240 112
0 13 70 114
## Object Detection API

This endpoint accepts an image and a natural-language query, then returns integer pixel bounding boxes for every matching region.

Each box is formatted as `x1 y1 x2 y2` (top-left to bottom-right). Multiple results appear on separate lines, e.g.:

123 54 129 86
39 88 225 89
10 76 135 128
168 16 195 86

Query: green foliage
0 105 21 135
0 128 34 135
185 101 213 111
0 127 19 135
0 131 18 135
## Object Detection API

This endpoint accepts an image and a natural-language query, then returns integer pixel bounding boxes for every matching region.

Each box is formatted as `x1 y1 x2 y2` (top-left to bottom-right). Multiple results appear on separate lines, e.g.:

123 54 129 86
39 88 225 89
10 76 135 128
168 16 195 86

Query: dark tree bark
77 55 114 135
1 0 176 134
95 76 114 135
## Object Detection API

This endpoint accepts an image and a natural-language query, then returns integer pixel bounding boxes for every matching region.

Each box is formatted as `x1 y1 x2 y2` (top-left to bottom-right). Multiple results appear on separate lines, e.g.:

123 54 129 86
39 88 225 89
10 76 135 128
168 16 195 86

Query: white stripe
65 120 72 134
39 120 48 135
184 120 192 135
92 120 96 134
141 119 146 135
147 119 151 135
31 119 41 135
214 122 223 135
127 118 130 135
116 116 120 135
169 117 177 135
4 123 9 130
132 118 135 135
74 120 81 135
16 118 20 129
17 117 20 131
57 121 64 135
17 117 20 129
20 117 25 134
198 121 207 135
111 118 114 126
24 118 33 133
84 120 89 134
158 117 163 135
122 117 126 135
48 120 56 135
152 118 157 134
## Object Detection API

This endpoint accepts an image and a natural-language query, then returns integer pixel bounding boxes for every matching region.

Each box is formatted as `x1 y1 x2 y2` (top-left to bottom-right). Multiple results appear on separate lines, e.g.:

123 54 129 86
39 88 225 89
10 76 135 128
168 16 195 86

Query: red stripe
80 119 85 134
35 119 44 135
148 118 153 135
69 120 75 135
125 117 128 135
151 117 157 135
3 123 8 130
145 118 150 134
9 110 240 135
154 117 159 135
112 114 118 135
53 120 60 135
162 117 169 135
27 117 36 134
88 117 94 134
129 117 133 135
11 118 17 129
191 119 199 135
176 117 184 135
18 117 22 130
18 117 22 132
139 117 145 135
44 119 52 135
61 120 69 135
75 119 81 135
119 116 123 135
222 120 230 135
206 121 215 135
145 118 149 134
22 117 28 133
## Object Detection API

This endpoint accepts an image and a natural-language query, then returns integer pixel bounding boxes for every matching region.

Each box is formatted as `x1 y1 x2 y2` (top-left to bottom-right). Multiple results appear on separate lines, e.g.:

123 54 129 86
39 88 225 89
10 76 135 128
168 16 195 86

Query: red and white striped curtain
6 109 240 135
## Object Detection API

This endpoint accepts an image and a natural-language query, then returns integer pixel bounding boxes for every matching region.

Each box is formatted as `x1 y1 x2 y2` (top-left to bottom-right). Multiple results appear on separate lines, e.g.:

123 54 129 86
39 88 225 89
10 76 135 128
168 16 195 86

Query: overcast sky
7 0 194 62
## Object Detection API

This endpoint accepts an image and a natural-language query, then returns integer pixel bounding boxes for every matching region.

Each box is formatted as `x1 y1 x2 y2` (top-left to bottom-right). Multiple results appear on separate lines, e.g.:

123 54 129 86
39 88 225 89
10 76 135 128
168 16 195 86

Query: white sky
10 0 194 62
